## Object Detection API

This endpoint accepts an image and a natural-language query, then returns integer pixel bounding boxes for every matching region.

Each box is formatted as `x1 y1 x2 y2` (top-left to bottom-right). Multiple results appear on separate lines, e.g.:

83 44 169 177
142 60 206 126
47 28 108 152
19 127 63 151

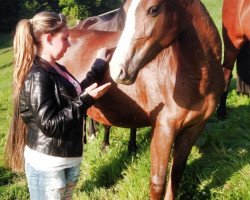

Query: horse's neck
106 8 125 31
177 0 221 67
90 8 125 32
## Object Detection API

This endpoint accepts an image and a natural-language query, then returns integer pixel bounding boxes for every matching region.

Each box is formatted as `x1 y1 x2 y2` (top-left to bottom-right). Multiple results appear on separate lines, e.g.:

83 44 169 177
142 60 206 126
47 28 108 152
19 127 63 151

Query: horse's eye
148 5 160 17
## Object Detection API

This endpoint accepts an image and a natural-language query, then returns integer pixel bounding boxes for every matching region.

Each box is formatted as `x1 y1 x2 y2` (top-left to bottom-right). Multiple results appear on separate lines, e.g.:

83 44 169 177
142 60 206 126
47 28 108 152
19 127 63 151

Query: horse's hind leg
165 123 205 200
128 128 137 154
88 118 97 140
217 28 244 120
83 118 87 144
102 125 111 150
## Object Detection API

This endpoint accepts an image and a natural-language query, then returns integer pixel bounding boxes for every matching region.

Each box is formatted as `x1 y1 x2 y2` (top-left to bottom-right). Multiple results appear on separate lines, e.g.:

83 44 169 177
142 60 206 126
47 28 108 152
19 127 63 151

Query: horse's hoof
128 145 137 155
101 143 110 152
216 108 227 120
89 134 96 141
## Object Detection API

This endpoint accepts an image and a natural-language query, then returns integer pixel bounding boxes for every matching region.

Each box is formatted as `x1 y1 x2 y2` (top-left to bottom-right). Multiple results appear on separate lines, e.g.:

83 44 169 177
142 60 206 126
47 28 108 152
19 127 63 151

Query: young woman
4 11 111 199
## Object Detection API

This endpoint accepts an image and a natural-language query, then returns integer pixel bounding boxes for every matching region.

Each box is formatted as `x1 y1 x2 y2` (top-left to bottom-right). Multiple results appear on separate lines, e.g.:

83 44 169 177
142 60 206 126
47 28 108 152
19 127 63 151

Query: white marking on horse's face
110 0 141 82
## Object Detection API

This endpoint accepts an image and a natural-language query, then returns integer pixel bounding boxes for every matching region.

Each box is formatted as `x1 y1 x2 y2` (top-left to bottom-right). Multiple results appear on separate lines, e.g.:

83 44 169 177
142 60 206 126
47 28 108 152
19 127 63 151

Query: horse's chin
114 78 134 85
112 72 137 85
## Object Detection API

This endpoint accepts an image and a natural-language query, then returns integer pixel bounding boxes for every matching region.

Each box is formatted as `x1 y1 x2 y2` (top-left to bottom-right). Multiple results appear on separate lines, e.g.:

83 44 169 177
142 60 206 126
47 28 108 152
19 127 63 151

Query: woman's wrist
80 91 95 107
93 58 108 67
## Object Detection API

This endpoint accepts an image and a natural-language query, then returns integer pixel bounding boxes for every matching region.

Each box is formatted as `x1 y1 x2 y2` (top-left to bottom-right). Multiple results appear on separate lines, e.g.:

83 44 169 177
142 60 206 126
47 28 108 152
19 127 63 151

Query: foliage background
0 0 123 32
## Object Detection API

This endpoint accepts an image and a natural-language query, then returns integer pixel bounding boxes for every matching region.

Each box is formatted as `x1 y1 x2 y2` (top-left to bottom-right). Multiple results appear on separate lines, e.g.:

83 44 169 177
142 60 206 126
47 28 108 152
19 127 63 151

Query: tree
19 0 60 19
59 0 123 20
59 0 89 20
0 0 19 32
0 0 123 32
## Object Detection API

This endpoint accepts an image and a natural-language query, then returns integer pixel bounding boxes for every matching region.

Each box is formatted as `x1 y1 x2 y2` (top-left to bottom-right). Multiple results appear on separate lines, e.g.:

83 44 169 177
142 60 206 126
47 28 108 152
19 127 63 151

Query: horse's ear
123 0 131 14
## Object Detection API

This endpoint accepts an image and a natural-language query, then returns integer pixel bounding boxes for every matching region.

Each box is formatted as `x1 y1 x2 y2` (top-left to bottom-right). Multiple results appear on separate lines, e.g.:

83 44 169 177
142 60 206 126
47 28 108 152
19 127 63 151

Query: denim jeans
25 161 80 200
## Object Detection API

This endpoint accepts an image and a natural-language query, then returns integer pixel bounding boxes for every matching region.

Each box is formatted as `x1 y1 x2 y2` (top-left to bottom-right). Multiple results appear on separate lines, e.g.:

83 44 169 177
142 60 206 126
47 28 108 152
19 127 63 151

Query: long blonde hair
4 11 67 172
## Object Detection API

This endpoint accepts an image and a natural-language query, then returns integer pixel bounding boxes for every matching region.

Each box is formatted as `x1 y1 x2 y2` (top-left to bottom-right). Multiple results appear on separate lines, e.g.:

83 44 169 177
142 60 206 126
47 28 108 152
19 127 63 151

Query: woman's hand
85 82 111 99
96 48 112 63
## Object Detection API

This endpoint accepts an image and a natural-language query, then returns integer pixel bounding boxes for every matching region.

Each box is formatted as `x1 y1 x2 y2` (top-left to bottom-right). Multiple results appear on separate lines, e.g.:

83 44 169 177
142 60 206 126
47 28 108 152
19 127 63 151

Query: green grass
0 33 29 200
0 0 250 199
202 0 223 35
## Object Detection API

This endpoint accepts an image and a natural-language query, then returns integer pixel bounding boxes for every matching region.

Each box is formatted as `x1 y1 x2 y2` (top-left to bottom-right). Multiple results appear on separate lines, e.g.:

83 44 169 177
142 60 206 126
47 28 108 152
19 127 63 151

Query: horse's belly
87 92 151 128
87 107 150 128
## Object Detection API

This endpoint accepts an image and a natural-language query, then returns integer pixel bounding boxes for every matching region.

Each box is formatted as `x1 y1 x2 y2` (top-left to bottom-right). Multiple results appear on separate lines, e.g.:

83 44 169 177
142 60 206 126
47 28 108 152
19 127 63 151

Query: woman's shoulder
25 63 52 84
29 56 55 76
29 64 49 77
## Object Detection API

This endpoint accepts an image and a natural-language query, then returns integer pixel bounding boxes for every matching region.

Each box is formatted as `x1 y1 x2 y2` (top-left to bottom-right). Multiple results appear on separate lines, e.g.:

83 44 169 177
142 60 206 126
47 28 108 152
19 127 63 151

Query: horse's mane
76 0 127 31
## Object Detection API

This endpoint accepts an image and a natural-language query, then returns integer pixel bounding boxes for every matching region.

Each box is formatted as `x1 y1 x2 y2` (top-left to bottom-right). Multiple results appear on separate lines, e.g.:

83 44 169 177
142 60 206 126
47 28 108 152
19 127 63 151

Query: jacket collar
33 56 77 81
33 56 80 96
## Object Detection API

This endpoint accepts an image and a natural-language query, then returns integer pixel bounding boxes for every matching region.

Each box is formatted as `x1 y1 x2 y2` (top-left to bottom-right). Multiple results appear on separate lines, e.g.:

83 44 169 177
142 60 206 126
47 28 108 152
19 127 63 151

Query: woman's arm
80 48 111 89
80 58 108 89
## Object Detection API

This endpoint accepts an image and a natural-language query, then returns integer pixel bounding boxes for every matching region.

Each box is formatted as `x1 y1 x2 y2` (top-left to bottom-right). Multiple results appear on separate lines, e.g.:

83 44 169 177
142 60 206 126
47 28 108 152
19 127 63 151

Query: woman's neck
39 52 57 67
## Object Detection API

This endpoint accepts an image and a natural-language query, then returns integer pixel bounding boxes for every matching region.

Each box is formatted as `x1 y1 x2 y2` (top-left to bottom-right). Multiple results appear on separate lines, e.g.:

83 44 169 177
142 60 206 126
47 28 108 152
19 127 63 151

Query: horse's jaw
109 64 135 85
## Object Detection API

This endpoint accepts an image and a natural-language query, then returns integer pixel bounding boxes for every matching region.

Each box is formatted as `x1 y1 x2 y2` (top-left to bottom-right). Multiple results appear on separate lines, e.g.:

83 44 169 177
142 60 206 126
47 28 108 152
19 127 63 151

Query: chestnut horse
217 0 250 119
60 0 224 199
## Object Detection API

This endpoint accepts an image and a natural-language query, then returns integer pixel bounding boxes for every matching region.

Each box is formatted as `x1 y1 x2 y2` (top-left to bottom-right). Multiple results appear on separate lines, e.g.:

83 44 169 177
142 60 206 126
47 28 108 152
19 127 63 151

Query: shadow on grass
80 128 151 194
0 61 13 70
178 103 250 199
0 166 16 186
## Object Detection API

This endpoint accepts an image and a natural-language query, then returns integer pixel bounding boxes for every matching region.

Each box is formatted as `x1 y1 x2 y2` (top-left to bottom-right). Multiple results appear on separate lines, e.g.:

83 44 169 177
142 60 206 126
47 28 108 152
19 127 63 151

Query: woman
4 11 111 199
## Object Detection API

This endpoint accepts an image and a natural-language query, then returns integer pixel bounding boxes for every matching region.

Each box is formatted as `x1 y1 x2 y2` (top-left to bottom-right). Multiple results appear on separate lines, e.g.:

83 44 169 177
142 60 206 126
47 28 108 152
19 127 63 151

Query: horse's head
110 0 182 84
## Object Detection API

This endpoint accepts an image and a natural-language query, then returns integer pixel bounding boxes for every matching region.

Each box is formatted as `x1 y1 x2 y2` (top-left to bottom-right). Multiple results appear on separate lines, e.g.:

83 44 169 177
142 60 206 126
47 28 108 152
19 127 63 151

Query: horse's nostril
119 65 127 80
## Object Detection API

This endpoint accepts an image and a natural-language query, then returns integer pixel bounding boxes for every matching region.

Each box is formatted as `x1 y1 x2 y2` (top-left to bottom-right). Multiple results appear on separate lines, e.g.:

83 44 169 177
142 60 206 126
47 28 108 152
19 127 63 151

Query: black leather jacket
19 56 107 157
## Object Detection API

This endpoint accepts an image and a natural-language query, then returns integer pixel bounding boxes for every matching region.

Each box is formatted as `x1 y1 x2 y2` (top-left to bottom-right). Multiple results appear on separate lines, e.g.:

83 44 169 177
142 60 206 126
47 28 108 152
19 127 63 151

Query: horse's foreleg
150 121 175 200
165 123 205 199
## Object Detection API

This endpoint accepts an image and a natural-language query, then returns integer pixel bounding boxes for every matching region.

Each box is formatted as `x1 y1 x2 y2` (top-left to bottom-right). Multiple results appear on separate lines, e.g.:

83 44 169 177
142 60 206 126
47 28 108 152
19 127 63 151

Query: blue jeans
25 162 80 200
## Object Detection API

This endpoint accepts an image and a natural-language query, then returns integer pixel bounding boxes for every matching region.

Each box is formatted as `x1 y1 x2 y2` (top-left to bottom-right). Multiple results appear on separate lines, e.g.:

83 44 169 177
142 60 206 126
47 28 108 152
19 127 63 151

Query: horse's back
60 29 120 81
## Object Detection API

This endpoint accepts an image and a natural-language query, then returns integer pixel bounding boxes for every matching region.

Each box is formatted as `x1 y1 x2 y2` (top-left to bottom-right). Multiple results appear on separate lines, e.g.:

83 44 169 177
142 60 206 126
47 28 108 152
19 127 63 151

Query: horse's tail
236 42 250 95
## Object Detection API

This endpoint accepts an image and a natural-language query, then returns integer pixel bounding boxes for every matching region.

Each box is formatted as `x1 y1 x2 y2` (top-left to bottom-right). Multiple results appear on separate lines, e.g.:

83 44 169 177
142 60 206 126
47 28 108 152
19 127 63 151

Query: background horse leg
87 119 137 152
83 118 98 143
150 119 175 200
236 42 250 95
216 90 230 120
83 118 87 144
88 118 97 140
217 41 240 119
217 29 245 120
128 128 137 154
102 125 111 150
102 127 138 153
165 123 205 199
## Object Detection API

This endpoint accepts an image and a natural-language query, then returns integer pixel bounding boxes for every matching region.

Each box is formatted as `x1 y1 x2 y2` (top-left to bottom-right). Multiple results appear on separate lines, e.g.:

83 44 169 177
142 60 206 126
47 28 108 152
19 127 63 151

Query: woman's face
50 27 71 60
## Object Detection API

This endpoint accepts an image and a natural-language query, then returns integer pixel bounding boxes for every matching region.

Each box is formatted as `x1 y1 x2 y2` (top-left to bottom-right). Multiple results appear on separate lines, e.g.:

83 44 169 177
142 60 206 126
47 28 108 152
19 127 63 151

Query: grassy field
0 0 249 199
